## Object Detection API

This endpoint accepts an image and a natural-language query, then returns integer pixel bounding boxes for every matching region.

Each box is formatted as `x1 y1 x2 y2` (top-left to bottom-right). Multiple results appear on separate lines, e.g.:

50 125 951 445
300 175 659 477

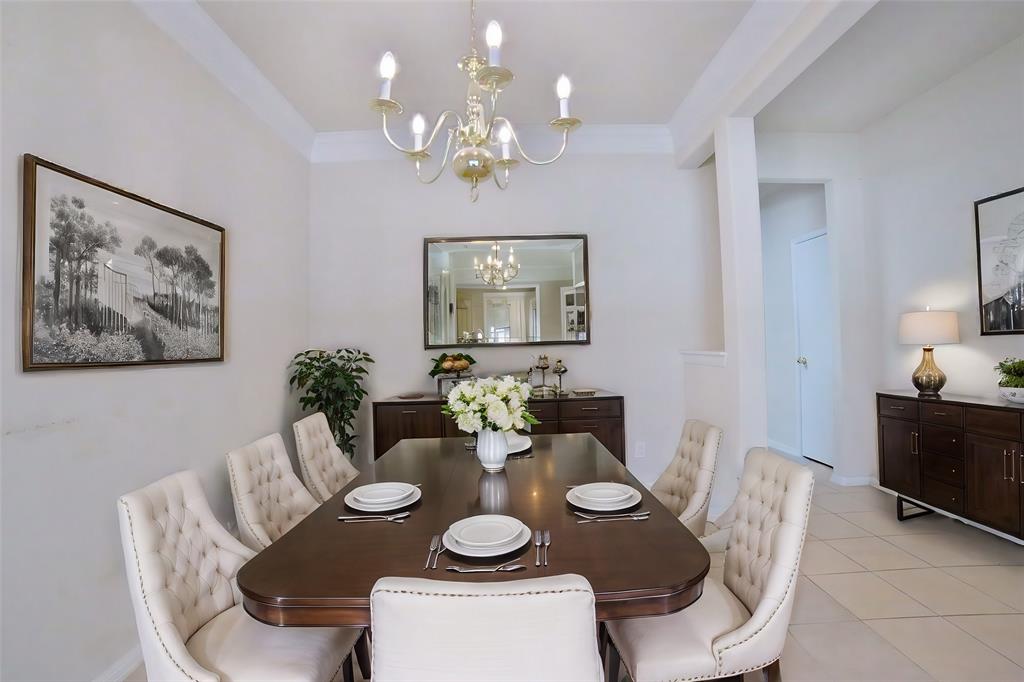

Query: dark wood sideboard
373 390 625 462
877 390 1023 541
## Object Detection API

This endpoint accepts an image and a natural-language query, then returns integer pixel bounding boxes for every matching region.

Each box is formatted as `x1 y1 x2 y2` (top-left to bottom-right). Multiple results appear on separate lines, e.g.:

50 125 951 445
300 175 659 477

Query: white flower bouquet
442 375 540 434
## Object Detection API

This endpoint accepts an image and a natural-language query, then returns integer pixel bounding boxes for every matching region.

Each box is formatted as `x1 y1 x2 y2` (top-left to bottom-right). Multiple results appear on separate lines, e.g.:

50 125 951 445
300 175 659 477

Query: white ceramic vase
476 429 510 472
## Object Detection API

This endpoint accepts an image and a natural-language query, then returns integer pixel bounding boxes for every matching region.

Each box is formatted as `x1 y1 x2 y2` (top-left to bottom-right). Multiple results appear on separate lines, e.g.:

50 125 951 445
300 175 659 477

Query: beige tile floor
733 458 1024 682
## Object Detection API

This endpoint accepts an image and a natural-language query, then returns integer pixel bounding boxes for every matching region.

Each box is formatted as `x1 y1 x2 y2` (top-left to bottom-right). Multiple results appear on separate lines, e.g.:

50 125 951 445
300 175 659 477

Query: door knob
796 357 808 367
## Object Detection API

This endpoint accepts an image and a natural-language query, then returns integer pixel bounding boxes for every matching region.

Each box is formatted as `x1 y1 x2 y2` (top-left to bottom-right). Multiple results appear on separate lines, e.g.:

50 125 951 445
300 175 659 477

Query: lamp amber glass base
911 345 947 396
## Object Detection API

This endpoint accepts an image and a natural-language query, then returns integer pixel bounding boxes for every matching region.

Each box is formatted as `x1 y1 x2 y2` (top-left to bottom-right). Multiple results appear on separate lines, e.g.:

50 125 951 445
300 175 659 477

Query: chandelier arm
493 166 510 190
381 110 463 154
493 117 570 166
483 90 500 142
415 131 456 184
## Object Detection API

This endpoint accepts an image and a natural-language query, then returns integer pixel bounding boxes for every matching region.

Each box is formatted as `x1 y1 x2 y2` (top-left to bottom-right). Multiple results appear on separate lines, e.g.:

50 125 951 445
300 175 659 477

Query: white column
712 117 769 502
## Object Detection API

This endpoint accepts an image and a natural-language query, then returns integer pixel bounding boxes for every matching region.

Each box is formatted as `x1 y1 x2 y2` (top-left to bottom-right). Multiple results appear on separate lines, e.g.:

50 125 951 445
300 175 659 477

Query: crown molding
311 124 672 164
134 0 316 159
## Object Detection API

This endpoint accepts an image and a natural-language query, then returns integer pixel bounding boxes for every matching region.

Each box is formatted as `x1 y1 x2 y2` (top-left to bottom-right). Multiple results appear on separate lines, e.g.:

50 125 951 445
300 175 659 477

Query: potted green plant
289 348 374 455
995 357 1024 404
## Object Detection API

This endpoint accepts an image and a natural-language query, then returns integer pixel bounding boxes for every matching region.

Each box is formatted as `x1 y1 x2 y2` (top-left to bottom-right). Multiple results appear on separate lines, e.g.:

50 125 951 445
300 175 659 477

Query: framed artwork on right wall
975 185 1024 335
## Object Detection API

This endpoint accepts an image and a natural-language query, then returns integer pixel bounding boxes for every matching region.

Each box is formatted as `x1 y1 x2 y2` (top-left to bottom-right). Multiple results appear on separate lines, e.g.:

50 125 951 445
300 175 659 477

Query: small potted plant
995 357 1024 404
443 376 539 472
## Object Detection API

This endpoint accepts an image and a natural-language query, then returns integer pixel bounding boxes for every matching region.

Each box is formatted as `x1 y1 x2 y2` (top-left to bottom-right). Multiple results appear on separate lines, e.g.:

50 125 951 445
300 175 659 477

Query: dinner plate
351 482 416 505
344 486 421 512
443 525 532 558
506 433 532 454
566 486 642 512
571 482 634 504
449 515 524 548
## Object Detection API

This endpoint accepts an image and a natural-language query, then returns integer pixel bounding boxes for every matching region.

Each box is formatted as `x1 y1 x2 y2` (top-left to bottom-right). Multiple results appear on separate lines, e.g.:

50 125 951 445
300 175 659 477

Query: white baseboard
93 646 142 682
829 474 875 486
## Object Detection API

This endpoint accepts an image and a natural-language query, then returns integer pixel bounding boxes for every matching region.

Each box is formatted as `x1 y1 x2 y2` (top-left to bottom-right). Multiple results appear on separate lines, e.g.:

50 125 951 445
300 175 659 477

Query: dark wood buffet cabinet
877 390 1023 541
373 390 625 462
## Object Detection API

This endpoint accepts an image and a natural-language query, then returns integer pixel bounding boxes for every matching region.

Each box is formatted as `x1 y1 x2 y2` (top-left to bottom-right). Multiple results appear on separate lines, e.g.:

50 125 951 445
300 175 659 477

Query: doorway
760 183 835 467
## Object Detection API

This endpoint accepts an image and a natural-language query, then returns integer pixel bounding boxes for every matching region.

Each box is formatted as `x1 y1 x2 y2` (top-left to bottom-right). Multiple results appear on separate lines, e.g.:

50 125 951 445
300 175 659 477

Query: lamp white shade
898 311 960 345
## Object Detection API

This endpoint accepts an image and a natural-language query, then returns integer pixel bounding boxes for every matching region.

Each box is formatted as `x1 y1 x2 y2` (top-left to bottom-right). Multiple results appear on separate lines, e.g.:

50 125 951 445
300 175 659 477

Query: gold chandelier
370 0 581 202
474 242 520 287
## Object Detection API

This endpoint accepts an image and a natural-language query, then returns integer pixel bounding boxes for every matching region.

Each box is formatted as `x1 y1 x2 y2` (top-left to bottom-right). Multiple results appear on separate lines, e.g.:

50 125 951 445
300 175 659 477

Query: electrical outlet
634 441 647 458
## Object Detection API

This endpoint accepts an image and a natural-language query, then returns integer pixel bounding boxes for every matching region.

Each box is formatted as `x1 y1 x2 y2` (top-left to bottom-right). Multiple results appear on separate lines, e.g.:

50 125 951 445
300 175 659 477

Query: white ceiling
199 0 753 132
756 0 1024 133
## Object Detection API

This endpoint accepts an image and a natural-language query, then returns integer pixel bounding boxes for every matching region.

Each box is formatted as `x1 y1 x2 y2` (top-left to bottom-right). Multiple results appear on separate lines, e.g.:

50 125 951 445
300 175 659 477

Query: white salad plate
351 482 416 505
571 482 634 504
344 486 421 512
566 484 642 512
507 433 532 454
443 515 531 557
450 515 524 548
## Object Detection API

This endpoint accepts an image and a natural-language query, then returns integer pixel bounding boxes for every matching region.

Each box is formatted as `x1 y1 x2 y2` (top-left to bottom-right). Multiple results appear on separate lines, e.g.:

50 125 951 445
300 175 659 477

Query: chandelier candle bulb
485 20 503 67
411 113 426 149
556 75 572 118
378 51 397 100
498 125 512 159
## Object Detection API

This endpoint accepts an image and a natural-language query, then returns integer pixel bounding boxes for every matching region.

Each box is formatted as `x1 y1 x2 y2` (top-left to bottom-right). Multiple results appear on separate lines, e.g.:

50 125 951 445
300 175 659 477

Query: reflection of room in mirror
425 236 588 347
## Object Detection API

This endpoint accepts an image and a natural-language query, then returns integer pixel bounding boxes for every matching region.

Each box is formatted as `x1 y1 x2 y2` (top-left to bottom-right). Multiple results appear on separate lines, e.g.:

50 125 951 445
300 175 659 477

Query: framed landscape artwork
975 186 1024 335
22 155 226 370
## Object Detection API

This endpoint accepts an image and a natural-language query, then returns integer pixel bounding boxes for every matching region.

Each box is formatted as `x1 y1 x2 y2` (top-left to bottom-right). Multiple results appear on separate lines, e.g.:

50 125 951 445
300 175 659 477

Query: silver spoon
445 563 527 574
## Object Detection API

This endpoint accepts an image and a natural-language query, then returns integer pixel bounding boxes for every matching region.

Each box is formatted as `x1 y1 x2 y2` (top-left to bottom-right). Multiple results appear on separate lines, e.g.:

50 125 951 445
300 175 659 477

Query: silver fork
534 530 542 567
423 534 440 570
445 561 526 574
432 544 445 570
338 512 410 523
577 516 650 524
573 511 649 520
543 530 551 566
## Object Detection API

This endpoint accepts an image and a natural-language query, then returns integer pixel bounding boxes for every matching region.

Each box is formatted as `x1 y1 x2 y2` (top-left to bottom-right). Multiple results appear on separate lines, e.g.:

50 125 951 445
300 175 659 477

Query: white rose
486 400 513 430
519 383 531 400
457 411 483 434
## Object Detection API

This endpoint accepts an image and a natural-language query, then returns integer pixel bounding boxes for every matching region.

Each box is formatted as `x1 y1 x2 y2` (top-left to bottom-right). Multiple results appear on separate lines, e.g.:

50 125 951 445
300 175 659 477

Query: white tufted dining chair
117 470 359 682
293 412 360 504
226 433 319 551
371 574 604 682
607 448 814 682
650 419 723 536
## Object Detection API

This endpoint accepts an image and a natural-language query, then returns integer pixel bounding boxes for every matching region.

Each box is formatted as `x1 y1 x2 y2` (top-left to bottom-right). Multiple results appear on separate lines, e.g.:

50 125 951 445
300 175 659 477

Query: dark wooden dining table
238 433 710 627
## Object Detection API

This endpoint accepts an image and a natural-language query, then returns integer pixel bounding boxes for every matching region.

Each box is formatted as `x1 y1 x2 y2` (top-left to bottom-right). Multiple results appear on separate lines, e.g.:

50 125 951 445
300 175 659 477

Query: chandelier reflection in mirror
370 0 581 202
474 242 520 287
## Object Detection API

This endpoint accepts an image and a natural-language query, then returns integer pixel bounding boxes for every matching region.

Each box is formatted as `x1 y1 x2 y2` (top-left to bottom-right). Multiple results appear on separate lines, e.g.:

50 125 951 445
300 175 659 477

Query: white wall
863 36 1024 398
1 3 310 680
759 184 827 454
308 155 722 485
755 35 1024 485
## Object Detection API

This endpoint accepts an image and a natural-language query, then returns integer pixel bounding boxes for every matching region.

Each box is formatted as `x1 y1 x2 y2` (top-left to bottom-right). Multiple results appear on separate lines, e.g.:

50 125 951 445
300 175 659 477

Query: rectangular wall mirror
424 235 590 348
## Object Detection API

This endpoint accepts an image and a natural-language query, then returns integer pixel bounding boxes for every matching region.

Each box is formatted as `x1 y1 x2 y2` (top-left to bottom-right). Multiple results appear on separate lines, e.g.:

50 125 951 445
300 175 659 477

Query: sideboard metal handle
911 432 919 455
1019 452 1022 486
933 411 947 416
1003 450 1009 481
1011 451 1017 483
580 407 599 411
582 424 599 429
891 405 906 411
401 410 417 415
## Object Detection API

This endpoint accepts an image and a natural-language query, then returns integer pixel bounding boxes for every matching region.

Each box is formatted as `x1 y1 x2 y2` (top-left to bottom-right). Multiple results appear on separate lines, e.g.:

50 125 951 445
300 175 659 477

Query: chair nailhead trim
120 499 202 682
372 587 593 599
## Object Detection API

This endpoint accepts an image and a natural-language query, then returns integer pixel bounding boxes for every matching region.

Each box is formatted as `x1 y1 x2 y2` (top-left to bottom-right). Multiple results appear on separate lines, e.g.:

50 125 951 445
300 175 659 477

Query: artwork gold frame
22 155 226 370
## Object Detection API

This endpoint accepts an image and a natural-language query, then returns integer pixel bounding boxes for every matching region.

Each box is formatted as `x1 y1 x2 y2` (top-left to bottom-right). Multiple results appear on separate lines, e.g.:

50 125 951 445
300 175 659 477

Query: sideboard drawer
965 407 1022 441
879 397 919 421
560 399 622 420
920 402 963 428
921 423 964 459
921 477 964 515
529 402 559 422
923 453 964 487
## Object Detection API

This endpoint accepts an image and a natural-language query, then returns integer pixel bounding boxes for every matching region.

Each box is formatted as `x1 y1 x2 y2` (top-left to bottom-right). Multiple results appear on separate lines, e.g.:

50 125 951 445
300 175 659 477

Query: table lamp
898 309 960 396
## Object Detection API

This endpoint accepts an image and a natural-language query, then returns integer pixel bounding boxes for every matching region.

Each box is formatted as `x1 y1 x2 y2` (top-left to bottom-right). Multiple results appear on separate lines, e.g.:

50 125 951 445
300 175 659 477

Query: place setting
336 481 422 523
566 482 649 523
424 514 547 573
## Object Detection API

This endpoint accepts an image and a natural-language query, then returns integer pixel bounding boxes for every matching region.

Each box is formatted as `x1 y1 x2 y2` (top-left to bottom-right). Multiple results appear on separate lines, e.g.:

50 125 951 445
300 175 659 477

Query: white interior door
792 232 834 466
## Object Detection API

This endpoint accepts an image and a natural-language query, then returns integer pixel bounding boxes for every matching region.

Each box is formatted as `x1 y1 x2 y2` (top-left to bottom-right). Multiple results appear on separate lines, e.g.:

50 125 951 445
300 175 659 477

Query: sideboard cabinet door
964 434 1021 536
559 419 625 463
879 417 920 498
374 404 442 459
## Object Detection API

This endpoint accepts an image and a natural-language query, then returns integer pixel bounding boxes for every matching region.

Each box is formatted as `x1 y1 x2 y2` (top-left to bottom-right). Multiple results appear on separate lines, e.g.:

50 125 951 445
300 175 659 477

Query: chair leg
341 654 354 682
598 622 609 659
765 659 782 682
354 630 371 680
605 639 621 682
